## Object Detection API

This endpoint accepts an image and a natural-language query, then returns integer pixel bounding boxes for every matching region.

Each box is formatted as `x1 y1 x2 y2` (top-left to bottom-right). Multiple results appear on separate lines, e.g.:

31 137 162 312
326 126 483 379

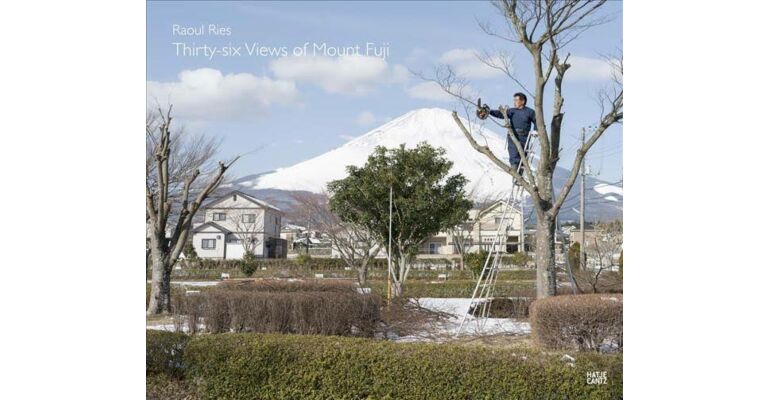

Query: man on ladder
476 93 537 175
455 93 538 337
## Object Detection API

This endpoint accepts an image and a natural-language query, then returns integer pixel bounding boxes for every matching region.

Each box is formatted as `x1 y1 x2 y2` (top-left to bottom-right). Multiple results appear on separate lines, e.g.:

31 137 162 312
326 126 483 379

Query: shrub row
146 330 189 379
180 257 534 272
145 332 623 399
171 266 536 282
174 287 381 337
368 280 536 298
531 294 623 352
217 279 358 292
469 297 533 318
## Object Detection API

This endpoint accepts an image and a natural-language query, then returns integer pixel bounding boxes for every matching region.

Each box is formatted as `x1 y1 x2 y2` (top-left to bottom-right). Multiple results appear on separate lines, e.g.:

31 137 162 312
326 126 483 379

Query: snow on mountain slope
233 107 622 221
239 108 518 199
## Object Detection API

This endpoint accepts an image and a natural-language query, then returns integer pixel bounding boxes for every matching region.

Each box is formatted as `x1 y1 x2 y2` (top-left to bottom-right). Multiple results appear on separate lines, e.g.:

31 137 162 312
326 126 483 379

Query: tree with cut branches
146 106 238 314
292 191 381 285
446 188 499 270
429 0 622 298
578 219 622 293
228 209 265 257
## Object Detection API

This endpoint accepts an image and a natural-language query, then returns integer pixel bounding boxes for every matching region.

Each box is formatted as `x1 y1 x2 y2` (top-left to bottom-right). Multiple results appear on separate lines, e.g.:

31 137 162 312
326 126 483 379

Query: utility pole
519 192 525 253
579 127 586 269
387 185 393 304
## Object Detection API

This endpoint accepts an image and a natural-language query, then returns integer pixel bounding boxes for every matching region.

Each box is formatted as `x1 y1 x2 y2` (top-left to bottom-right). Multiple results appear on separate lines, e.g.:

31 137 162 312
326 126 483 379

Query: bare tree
578 219 622 293
146 106 238 314
446 186 500 269
228 209 265 257
429 0 622 298
292 192 381 285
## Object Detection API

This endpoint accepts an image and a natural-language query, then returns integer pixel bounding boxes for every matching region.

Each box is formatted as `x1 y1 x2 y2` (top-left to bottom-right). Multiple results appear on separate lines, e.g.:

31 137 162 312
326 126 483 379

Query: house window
243 214 256 223
202 239 216 249
213 213 226 221
229 238 243 244
429 243 439 254
233 194 237 202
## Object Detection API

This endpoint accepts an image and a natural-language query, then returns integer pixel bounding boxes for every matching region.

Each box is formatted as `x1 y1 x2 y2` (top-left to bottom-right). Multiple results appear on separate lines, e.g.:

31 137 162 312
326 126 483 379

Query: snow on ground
391 298 530 343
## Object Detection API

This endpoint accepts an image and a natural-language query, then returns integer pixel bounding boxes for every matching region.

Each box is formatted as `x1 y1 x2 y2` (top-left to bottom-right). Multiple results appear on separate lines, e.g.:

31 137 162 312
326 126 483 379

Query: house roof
293 237 324 245
203 190 282 212
474 199 520 219
192 221 232 234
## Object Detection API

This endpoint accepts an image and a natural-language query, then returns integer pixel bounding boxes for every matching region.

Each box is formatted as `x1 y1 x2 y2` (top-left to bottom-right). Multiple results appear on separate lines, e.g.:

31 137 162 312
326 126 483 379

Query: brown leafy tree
146 106 238 314
431 0 622 298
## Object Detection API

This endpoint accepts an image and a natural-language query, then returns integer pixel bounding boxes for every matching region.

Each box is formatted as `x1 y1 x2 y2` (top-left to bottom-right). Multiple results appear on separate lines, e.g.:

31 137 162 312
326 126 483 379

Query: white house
420 199 528 256
191 190 287 259
329 200 531 260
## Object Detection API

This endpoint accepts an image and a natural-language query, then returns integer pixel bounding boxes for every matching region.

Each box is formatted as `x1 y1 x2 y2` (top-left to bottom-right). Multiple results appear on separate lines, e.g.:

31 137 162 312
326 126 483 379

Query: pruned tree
428 0 622 298
328 143 473 297
292 191 381 285
578 219 622 293
146 106 238 314
446 185 497 270
228 209 265 257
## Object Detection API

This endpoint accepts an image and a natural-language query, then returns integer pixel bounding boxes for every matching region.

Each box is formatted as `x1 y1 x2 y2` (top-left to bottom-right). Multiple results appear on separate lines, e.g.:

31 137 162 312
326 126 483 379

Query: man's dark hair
513 92 527 105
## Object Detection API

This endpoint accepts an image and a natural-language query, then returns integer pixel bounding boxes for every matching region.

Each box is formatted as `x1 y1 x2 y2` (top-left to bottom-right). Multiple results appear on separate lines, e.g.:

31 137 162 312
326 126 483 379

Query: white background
1 1 767 398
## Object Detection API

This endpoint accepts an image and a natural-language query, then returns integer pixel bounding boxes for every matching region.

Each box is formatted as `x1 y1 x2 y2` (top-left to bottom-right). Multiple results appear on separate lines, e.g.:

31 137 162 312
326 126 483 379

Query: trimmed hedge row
368 280 536 298
179 257 535 273
469 297 533 318
175 284 381 336
171 266 536 282
146 330 189 378
147 331 622 399
531 294 623 352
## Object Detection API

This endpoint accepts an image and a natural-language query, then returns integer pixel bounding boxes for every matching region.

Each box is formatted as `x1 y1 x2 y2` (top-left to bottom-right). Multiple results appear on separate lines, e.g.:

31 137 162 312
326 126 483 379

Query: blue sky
147 1 623 182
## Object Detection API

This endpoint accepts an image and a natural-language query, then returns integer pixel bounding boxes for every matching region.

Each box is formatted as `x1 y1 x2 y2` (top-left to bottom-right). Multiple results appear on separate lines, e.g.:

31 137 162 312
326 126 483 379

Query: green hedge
146 330 190 378
177 333 622 399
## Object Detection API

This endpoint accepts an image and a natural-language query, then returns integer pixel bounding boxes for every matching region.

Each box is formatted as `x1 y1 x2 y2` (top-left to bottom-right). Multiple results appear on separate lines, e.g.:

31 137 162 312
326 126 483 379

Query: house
323 199 569 264
421 199 531 257
191 190 287 259
280 223 306 245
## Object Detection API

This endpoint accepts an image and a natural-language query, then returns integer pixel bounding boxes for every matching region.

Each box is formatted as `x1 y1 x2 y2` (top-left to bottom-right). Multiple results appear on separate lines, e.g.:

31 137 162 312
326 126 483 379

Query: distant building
420 199 534 257
327 200 566 262
280 224 306 245
191 190 287 259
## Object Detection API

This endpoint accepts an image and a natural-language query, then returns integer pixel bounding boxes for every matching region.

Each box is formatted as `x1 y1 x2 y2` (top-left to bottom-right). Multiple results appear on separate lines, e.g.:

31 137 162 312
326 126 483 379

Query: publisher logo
586 371 608 385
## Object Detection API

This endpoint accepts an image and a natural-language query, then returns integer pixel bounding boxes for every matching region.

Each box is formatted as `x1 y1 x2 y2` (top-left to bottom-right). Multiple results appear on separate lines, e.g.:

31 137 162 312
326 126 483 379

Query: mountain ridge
226 108 622 222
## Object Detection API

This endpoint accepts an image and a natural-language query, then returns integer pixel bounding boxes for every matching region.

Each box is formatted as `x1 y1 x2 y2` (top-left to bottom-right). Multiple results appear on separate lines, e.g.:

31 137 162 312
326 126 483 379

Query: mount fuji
229 108 622 222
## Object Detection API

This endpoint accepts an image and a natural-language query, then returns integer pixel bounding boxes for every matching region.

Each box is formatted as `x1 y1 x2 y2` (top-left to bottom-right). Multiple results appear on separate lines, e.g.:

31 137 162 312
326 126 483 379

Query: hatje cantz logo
587 371 608 385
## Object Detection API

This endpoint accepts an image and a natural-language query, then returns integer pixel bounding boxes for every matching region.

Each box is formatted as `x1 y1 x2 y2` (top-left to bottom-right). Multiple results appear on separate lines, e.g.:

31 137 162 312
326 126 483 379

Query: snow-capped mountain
231 108 622 221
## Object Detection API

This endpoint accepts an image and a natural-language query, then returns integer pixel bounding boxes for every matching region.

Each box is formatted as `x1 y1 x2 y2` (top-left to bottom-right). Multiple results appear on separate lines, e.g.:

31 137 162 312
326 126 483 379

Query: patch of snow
392 298 530 342
593 183 623 196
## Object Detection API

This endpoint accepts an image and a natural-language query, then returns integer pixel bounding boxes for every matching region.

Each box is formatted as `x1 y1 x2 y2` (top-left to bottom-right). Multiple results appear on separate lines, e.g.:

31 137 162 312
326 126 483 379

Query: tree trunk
535 215 557 298
147 247 172 314
392 280 403 297
357 263 368 286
